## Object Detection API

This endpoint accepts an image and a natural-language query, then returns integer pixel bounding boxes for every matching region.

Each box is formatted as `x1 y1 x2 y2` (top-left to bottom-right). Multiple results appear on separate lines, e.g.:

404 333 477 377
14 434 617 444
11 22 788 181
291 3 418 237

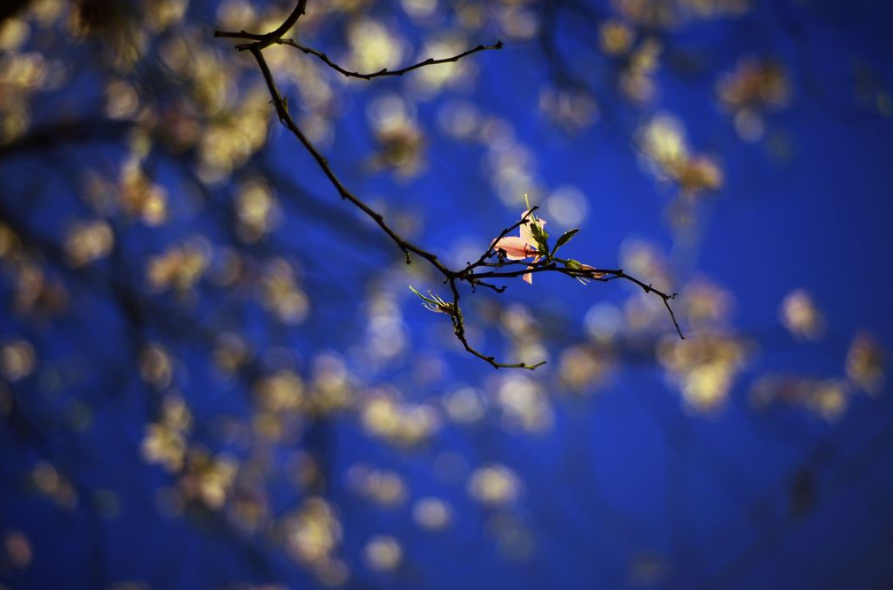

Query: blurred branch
0 118 135 158
0 191 337 496
216 0 682 369
700 413 893 589
0 0 31 26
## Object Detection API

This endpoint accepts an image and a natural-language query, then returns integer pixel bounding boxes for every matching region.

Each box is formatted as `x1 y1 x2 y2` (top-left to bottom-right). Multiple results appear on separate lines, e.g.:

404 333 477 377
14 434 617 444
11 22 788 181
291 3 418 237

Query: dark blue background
2 0 893 589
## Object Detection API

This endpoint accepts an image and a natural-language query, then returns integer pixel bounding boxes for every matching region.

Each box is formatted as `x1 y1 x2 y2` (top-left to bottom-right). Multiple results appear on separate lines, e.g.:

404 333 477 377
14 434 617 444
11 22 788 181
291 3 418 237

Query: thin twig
447 278 545 370
274 39 503 80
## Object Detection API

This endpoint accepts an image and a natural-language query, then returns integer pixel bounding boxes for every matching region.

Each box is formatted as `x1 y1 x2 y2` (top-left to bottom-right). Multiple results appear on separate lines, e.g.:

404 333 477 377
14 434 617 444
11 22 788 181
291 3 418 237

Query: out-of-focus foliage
1 0 892 589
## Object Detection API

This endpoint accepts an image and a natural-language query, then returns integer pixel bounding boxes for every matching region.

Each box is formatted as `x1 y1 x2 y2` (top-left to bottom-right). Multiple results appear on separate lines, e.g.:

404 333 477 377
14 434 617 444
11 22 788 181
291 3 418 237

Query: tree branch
216 0 682 369
273 39 503 80
214 0 308 49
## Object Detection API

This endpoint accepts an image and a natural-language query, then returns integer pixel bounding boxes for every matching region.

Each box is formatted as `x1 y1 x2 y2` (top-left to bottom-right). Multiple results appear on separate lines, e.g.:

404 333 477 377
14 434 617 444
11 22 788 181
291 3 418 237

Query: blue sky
1 1 893 589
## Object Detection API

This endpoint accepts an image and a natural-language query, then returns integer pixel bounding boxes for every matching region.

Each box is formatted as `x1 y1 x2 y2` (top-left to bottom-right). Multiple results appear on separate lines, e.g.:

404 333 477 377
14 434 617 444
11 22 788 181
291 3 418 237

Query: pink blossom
491 210 546 284
491 236 537 260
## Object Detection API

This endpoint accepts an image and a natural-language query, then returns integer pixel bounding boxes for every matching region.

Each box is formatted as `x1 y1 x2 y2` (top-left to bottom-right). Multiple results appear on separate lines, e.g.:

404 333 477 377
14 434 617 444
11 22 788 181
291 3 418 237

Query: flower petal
493 236 536 260
523 257 541 285
520 210 546 247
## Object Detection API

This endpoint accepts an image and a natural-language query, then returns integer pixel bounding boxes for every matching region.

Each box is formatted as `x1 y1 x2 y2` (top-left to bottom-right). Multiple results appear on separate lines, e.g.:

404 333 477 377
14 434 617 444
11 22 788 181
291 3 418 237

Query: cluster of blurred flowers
750 293 885 420
0 223 69 317
0 0 67 144
614 0 750 28
716 58 791 142
638 114 724 198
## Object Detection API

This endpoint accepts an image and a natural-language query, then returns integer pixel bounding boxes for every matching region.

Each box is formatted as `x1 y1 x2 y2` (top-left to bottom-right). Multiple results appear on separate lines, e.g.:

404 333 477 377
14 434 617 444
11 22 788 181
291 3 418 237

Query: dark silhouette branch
0 118 135 158
213 0 308 49
244 44 449 272
216 0 683 369
269 39 503 80
216 26 503 80
447 276 546 370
